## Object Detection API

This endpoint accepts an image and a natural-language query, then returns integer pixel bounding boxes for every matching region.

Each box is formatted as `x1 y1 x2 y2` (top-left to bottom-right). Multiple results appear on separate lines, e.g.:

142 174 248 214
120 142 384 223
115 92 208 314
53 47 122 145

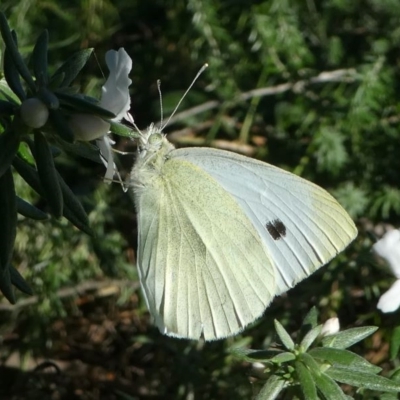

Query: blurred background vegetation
1 0 400 398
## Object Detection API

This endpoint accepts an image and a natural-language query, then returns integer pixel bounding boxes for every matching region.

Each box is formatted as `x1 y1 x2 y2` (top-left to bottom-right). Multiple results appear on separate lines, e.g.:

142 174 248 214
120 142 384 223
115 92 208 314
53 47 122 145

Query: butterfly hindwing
134 157 276 340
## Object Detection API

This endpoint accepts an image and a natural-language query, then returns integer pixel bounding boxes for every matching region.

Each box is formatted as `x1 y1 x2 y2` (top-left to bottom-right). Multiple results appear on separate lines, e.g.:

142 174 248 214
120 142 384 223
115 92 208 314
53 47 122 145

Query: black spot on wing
266 219 287 240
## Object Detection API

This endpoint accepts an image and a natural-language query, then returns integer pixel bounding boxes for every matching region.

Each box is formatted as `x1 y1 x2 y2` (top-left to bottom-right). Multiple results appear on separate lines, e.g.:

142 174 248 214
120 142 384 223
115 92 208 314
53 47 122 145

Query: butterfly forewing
171 147 357 296
133 156 276 340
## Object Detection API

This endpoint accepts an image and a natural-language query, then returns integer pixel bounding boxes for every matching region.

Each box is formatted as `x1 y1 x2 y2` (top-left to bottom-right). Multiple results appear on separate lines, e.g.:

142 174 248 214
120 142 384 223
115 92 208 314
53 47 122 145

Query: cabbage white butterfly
129 74 357 341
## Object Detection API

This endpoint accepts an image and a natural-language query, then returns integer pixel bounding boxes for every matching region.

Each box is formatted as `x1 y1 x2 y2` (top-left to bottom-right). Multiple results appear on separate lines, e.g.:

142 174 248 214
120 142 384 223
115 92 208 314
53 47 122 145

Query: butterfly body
130 126 357 340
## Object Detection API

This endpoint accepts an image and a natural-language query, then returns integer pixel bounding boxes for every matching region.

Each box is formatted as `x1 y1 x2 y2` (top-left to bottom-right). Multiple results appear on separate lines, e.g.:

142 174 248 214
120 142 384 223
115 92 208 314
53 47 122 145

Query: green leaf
295 360 318 400
63 206 93 236
0 78 21 104
17 141 36 165
326 366 400 393
50 48 94 88
12 156 44 196
9 265 33 295
57 171 89 228
390 325 400 360
0 13 35 92
255 374 287 400
3 47 26 101
13 157 92 234
312 370 347 400
37 87 60 110
32 30 49 86
274 320 295 351
48 109 74 143
299 352 322 375
309 347 381 374
34 131 63 218
300 307 319 339
0 128 20 177
322 326 378 349
229 347 283 362
55 92 116 119
0 168 17 270
54 139 102 164
17 196 48 220
0 99 15 116
0 265 15 303
109 121 141 138
271 352 296 364
300 325 322 352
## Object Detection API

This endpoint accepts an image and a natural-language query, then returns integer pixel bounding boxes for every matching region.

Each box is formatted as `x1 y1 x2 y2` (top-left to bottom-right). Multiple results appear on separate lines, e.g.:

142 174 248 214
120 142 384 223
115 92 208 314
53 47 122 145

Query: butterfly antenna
161 63 208 130
157 79 163 128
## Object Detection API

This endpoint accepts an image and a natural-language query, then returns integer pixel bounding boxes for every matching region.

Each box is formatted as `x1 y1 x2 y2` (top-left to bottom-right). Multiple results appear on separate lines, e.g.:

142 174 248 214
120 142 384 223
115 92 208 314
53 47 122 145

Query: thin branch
164 68 358 126
0 279 139 312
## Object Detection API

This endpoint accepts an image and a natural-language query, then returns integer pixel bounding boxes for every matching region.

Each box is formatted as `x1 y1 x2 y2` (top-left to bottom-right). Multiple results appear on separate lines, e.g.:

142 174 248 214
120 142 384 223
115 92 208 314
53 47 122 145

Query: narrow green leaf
3 48 26 101
299 352 322 375
0 168 17 269
302 307 319 330
229 347 282 362
12 156 44 196
0 128 20 177
390 326 400 360
54 138 102 163
50 48 94 87
274 320 295 351
309 347 381 374
56 92 116 118
32 30 49 86
13 157 92 234
17 141 35 165
271 352 296 364
9 265 33 295
17 196 48 220
312 370 347 400
34 131 63 217
0 14 36 92
0 265 15 303
327 366 400 393
295 360 318 400
255 375 287 400
48 109 74 143
110 121 141 138
37 87 60 110
0 78 21 104
300 325 323 352
57 171 89 227
322 326 378 349
63 205 93 236
0 99 15 115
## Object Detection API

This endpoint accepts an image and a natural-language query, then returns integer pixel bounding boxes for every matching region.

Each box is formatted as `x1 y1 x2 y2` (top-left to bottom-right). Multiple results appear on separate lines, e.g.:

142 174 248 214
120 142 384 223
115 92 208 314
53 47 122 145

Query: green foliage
232 309 399 399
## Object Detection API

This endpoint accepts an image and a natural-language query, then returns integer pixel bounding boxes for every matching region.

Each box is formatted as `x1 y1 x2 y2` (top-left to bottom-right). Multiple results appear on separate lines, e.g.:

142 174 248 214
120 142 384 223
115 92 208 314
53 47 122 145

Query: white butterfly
129 123 357 340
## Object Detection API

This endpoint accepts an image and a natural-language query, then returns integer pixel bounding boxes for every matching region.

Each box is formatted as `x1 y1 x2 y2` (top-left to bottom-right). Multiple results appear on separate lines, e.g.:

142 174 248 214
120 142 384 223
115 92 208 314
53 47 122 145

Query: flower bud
69 114 111 141
320 317 340 337
20 98 49 128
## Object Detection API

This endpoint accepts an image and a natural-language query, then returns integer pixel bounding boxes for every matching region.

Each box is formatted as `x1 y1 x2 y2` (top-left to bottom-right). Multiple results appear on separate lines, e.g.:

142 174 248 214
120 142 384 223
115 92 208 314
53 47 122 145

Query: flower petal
100 48 132 121
373 229 400 278
377 279 400 313
96 136 116 183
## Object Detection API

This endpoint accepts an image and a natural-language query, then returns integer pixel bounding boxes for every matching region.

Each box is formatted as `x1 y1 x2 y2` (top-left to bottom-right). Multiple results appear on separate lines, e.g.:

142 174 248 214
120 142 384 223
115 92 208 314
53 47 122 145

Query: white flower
70 48 132 182
373 229 400 313
320 317 340 337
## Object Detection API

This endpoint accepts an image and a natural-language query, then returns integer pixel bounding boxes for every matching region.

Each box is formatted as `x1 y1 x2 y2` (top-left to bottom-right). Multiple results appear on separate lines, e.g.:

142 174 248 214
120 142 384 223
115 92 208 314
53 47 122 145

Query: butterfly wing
171 147 357 296
133 156 276 340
